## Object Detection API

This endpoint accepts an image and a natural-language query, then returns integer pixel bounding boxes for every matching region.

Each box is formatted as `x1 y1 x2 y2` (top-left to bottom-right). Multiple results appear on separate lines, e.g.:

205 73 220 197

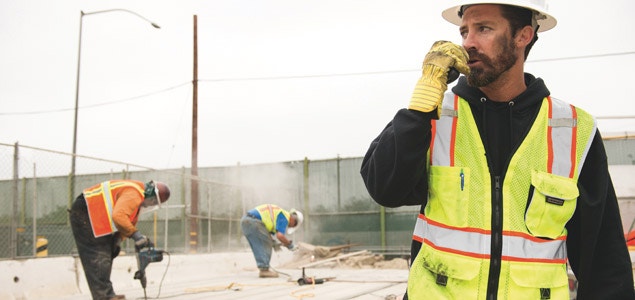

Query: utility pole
190 14 199 253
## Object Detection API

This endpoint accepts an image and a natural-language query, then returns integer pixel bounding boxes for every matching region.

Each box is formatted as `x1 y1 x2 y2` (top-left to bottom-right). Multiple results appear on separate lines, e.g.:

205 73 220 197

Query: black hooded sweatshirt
360 74 634 299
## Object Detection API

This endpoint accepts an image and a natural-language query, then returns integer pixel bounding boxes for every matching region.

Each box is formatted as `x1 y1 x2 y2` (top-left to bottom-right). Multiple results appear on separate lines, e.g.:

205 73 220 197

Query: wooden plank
298 250 369 269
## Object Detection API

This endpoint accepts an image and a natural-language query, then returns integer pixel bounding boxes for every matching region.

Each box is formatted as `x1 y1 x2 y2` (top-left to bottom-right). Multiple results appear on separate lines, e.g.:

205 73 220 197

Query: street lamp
70 9 160 201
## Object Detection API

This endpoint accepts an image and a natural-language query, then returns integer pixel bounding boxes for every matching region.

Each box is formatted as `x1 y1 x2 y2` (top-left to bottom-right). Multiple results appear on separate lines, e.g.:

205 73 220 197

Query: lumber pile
279 242 408 270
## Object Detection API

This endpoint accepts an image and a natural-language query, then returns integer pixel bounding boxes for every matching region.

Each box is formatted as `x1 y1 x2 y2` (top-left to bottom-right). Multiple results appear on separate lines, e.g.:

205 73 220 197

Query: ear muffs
144 181 156 199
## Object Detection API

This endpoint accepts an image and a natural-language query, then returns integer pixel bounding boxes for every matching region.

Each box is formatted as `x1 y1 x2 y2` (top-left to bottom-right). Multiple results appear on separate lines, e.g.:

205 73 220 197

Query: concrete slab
6 249 635 299
0 256 80 300
4 250 408 300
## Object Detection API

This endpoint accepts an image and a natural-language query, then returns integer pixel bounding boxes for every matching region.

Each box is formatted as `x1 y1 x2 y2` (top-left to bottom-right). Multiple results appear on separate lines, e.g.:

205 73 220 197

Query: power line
196 51 635 82
0 82 190 116
527 51 635 63
198 69 415 82
597 116 635 120
3 51 634 116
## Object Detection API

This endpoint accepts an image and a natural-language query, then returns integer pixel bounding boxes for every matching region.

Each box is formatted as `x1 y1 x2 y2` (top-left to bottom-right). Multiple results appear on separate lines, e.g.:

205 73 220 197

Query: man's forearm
361 109 433 207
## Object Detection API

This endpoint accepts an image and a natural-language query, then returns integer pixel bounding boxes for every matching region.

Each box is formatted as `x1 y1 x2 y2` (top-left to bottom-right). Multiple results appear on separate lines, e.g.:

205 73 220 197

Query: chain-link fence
0 142 418 260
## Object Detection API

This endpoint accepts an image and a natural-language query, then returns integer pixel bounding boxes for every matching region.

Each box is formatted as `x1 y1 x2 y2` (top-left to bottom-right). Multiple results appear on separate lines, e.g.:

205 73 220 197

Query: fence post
303 157 310 237
181 167 188 253
32 164 38 257
164 201 169 251
337 155 341 210
11 142 19 259
207 185 212 252
380 206 386 248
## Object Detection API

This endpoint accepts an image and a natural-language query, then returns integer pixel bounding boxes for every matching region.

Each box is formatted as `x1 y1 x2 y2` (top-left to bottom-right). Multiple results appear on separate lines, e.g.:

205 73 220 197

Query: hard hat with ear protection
287 209 304 234
441 0 557 32
154 181 170 203
145 180 171 204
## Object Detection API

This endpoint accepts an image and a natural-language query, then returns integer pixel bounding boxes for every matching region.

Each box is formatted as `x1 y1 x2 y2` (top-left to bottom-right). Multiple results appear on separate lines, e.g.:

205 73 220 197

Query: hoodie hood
451 73 550 109
449 73 551 175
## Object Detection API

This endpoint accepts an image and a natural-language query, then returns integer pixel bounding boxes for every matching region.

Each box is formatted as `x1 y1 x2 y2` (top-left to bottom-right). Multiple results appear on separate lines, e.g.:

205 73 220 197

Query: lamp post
70 9 160 202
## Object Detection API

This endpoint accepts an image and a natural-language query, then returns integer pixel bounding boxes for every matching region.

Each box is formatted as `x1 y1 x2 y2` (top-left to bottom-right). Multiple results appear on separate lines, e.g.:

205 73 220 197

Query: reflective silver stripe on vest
430 94 459 167
101 182 118 233
548 97 576 178
267 204 277 233
414 214 567 262
413 96 576 263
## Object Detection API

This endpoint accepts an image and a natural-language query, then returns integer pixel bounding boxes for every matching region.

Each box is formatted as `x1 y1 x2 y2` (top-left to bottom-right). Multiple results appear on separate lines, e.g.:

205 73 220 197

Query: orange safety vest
83 180 145 237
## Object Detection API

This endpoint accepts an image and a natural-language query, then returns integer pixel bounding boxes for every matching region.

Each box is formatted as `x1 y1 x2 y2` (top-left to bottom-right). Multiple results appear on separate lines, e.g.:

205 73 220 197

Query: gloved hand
409 41 469 117
131 231 150 249
287 242 299 252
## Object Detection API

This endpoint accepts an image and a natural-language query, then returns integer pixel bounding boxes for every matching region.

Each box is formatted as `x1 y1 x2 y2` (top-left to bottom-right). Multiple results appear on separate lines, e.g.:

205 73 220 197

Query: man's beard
466 35 518 87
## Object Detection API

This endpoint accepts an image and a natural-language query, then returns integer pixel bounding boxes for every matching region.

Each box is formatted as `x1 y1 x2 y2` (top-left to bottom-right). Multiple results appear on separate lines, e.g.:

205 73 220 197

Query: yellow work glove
409 41 470 117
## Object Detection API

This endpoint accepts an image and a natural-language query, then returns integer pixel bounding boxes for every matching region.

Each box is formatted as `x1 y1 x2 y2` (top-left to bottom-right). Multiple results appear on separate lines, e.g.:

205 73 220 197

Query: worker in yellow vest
241 204 303 278
360 1 634 299
68 180 170 300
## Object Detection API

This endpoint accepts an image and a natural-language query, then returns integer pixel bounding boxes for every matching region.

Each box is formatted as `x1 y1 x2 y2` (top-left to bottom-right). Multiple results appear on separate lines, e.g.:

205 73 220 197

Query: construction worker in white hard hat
360 1 635 299
241 204 303 278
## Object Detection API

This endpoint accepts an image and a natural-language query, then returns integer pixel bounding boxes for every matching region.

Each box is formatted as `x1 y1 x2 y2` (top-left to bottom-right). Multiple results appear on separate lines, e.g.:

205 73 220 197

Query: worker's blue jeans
241 215 274 270
69 195 120 300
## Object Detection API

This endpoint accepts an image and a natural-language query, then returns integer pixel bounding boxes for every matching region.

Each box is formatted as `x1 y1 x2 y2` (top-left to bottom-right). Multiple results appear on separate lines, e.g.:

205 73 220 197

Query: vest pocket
427 166 470 227
409 244 482 299
508 262 569 300
420 247 481 280
525 170 578 239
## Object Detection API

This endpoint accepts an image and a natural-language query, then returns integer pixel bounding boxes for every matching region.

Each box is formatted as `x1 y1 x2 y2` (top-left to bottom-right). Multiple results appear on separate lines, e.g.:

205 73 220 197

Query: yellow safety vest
83 180 145 237
409 94 596 300
255 204 290 233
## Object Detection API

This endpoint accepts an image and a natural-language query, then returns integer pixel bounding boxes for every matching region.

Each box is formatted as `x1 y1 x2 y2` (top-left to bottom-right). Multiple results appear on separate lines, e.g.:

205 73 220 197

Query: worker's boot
259 268 279 278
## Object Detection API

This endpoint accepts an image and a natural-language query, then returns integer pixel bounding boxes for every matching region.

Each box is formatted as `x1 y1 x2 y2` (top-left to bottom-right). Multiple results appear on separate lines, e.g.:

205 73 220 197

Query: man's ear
516 25 534 48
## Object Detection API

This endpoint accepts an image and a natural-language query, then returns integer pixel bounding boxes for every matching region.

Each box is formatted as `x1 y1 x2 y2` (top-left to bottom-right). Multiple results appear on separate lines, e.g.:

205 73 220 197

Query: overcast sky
1 0 634 171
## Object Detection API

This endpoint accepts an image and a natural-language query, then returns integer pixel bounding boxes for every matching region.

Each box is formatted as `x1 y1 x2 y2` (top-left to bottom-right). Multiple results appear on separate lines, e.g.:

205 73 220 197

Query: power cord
154 251 171 298
269 266 295 282
136 251 171 300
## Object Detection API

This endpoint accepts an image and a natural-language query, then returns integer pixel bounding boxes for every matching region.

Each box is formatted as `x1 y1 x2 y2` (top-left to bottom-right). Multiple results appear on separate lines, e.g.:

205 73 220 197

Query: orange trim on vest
547 97 555 174
415 214 568 264
430 94 459 167
569 105 578 178
423 239 566 264
257 204 281 233
449 95 459 167
430 117 437 165
424 214 566 243
546 96 578 179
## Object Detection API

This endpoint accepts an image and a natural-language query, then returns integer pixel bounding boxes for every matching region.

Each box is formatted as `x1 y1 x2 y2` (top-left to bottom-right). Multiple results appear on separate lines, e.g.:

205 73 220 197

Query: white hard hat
441 0 557 32
287 209 303 234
